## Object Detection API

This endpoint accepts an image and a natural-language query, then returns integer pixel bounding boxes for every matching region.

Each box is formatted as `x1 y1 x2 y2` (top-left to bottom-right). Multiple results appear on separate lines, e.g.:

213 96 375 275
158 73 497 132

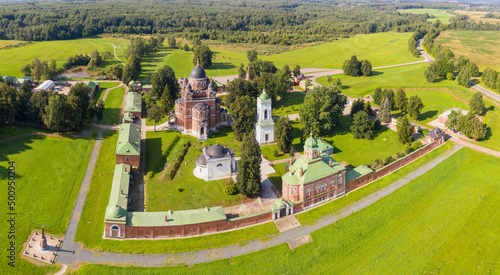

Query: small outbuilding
35 80 55 92
194 144 237 181
425 127 445 146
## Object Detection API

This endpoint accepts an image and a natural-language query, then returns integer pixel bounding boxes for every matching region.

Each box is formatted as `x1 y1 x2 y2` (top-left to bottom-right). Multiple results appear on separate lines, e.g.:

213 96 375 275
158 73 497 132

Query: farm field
324 116 406 167
74 147 500 274
141 32 421 79
0 134 95 275
398 8 454 23
435 30 500 71
455 10 500 24
75 130 278 254
0 37 129 77
100 86 125 125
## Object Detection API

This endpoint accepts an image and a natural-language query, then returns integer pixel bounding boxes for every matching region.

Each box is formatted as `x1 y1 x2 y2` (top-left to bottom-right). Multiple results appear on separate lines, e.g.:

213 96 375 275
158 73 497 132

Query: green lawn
0 124 49 140
141 32 420 79
398 8 454 24
0 37 129 77
0 134 95 275
272 92 304 117
404 90 469 125
100 86 125 125
99 82 121 89
75 130 278 254
74 146 500 274
260 120 304 161
268 162 287 191
435 30 500 71
323 116 406 167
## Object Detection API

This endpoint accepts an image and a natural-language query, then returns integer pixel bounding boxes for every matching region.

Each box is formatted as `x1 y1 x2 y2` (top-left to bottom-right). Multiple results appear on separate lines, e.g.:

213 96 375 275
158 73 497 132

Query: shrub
396 152 405 158
373 119 381 130
177 186 184 192
371 159 384 169
405 146 414 155
222 178 238 195
384 156 395 165
411 140 423 150
273 150 280 157
446 72 455 81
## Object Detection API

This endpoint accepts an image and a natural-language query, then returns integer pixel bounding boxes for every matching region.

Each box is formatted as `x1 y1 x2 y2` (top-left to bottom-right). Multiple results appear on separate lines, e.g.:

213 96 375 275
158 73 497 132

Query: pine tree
407 95 424 120
396 116 413 145
360 60 372 76
378 97 391 123
236 134 262 197
395 88 408 112
230 96 256 141
350 98 365 117
373 87 383 105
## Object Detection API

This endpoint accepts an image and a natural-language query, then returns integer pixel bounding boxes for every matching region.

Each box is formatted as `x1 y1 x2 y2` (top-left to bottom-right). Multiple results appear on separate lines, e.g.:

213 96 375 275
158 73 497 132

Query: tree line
0 0 436 45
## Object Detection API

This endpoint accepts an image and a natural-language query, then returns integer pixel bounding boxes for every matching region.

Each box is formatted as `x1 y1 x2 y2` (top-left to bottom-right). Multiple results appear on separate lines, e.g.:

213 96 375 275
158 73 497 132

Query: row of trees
342 56 372 77
481 67 500 93
0 82 102 131
374 88 425 121
0 1 434 44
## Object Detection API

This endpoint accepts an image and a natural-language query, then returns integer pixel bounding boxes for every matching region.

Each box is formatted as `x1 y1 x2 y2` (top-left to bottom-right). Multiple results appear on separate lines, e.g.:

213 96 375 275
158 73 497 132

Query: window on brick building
126 157 129 162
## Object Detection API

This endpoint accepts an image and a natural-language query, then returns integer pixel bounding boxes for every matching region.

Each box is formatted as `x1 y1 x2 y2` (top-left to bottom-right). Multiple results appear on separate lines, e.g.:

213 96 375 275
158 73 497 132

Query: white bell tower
255 89 274 144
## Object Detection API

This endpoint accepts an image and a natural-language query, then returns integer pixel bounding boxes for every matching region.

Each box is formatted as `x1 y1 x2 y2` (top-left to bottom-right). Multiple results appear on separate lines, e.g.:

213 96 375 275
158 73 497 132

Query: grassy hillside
0 134 95 275
435 30 500 71
73 147 500 274
0 37 129 77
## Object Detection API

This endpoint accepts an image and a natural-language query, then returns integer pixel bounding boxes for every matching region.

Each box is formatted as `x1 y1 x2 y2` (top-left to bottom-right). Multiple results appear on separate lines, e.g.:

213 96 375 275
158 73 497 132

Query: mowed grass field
398 8 454 23
100 86 125 125
435 30 500 71
140 32 421 79
0 37 129 77
0 134 95 275
73 147 500 274
75 130 278 254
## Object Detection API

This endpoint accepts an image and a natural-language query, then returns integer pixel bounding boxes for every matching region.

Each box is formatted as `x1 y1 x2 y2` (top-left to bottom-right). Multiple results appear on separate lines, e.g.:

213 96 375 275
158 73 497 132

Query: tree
360 60 372 76
20 64 32 76
373 87 383 105
383 89 395 110
457 67 471 88
168 36 176 48
446 109 461 130
68 82 91 118
378 97 391 123
236 134 262 198
225 78 259 107
396 116 413 145
148 104 163 132
469 91 485 115
342 60 351 75
424 63 438 83
96 99 105 120
102 51 113 61
150 65 179 112
299 86 347 139
350 98 365 117
107 64 123 79
121 65 133 84
275 116 293 152
327 76 342 87
42 93 65 131
446 72 455 81
407 95 424 120
128 54 142 80
247 49 258 62
344 55 361 76
192 45 213 68
231 96 256 141
457 112 486 141
293 65 301 77
238 63 246 79
395 88 408 112
350 111 373 139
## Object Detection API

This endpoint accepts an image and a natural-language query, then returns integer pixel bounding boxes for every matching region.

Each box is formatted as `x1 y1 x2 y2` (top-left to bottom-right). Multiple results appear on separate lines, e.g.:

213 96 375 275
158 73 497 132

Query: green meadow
0 37 129 77
74 147 500 274
0 133 95 275
100 86 125 125
398 8 454 24
140 32 421 79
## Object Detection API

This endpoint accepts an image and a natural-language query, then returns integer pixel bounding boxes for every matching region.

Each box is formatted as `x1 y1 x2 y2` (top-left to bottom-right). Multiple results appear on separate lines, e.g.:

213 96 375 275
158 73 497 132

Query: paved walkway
57 144 462 267
57 130 105 264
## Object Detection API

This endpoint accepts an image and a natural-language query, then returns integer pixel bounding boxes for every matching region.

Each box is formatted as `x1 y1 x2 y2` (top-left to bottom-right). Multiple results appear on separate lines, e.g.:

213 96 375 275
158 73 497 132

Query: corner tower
255 89 274 144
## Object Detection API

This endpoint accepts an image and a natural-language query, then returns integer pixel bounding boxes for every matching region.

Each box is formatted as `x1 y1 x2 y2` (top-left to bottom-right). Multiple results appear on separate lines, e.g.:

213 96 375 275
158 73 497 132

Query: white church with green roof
255 90 275 145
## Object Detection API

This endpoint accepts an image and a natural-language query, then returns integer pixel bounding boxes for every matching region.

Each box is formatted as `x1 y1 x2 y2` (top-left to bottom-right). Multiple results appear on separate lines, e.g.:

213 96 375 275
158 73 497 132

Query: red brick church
168 63 230 140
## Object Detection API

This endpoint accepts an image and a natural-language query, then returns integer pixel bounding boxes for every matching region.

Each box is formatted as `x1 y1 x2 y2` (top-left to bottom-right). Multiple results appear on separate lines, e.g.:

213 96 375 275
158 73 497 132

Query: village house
437 107 469 128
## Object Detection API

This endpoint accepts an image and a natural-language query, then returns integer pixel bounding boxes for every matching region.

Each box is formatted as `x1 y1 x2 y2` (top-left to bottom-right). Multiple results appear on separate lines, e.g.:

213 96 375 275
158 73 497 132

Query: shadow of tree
419 110 438 121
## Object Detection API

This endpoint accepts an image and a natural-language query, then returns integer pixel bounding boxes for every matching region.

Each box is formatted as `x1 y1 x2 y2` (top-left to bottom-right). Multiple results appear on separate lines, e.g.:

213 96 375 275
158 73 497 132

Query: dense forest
0 0 452 44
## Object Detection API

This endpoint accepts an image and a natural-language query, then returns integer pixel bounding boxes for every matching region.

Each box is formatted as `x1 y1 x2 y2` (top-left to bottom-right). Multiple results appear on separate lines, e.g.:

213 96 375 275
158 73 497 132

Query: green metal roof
104 164 131 222
318 139 333 153
116 123 141 156
259 90 270 101
304 136 319 151
126 206 226 226
345 165 373 183
142 84 152 89
128 80 136 86
125 92 142 113
282 153 345 186
122 112 134 123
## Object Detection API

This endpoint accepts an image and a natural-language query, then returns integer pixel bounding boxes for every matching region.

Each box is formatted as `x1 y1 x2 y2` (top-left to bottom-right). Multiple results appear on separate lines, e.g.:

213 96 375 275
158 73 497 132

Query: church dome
106 204 126 219
206 144 227 158
185 83 192 90
189 65 207 79
183 77 189 84
208 81 215 89
304 135 319 151
259 91 270 101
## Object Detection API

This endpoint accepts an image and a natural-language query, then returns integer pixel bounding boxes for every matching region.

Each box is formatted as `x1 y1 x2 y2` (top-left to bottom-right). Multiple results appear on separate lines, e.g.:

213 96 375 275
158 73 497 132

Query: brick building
282 135 346 212
425 127 445 145
124 92 142 119
115 123 141 171
168 63 230 140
